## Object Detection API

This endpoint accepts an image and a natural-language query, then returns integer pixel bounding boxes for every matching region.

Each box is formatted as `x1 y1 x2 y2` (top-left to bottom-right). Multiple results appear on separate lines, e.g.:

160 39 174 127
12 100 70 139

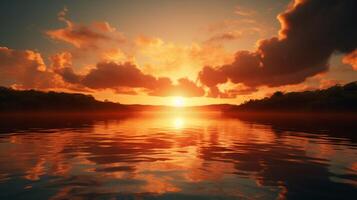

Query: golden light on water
173 117 185 129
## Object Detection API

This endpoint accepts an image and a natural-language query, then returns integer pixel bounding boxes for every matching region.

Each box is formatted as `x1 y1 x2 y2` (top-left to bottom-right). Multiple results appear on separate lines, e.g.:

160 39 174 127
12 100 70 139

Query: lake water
0 112 356 199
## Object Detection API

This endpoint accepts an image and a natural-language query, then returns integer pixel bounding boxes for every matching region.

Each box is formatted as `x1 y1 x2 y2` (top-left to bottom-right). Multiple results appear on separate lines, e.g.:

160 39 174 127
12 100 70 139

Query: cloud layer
0 46 206 97
54 61 205 97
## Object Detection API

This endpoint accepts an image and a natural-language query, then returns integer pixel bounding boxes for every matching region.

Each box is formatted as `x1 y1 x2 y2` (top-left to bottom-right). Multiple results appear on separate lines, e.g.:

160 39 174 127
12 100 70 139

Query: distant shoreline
1 81 357 115
223 110 357 119
0 109 356 119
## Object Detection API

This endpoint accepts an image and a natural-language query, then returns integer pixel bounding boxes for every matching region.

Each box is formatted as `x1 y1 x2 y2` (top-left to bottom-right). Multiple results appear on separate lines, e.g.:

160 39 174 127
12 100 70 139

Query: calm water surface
0 112 356 199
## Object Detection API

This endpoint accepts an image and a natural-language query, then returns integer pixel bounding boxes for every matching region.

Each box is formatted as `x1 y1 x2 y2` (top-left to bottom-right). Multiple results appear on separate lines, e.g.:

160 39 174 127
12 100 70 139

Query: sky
0 0 356 106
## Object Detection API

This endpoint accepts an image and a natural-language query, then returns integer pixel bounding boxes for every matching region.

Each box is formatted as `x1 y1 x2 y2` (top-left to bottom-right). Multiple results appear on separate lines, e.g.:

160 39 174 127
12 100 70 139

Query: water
0 112 356 199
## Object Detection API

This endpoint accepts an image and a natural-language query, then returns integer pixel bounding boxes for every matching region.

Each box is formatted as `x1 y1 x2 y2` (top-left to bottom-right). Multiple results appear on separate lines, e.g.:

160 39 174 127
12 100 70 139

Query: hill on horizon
232 81 357 113
1 81 357 113
0 87 128 112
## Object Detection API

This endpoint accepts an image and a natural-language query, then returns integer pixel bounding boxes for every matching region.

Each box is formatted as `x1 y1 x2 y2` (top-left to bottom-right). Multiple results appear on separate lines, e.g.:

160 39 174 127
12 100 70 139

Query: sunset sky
1 0 356 106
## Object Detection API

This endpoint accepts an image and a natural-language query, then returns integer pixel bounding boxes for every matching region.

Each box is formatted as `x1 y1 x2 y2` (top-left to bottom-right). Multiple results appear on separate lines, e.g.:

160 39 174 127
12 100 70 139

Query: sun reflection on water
173 117 185 129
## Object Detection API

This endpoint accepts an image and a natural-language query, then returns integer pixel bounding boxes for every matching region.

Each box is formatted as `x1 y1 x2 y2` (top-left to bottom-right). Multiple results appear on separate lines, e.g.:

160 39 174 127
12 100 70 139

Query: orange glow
173 117 185 129
172 96 185 107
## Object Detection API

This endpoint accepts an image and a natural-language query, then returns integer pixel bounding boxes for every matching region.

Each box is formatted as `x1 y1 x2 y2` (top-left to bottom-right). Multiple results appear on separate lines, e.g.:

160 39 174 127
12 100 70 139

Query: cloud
55 61 205 97
134 36 234 80
198 66 227 87
112 87 138 95
0 47 62 89
50 51 72 69
205 31 242 44
343 50 357 71
101 49 131 63
226 84 258 96
46 8 125 49
207 84 257 99
46 10 234 92
50 52 82 84
205 19 264 43
235 6 256 17
82 62 157 89
148 78 205 97
206 19 259 33
199 0 357 92
0 47 94 93
318 79 342 89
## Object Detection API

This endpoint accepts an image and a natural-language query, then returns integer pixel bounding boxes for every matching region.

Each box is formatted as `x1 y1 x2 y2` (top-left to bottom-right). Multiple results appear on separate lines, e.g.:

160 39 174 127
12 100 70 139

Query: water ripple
0 113 356 199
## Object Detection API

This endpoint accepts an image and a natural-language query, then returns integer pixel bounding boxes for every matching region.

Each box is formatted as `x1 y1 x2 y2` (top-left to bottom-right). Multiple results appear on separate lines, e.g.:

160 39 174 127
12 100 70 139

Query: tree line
0 87 128 112
233 81 357 113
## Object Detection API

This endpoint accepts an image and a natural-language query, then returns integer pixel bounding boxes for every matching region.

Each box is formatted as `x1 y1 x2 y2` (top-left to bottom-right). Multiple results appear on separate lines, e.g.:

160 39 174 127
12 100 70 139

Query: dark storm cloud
199 0 357 89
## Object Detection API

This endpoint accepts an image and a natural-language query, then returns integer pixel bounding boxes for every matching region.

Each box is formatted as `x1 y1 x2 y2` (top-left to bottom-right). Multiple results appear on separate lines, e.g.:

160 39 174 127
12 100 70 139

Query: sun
172 96 185 107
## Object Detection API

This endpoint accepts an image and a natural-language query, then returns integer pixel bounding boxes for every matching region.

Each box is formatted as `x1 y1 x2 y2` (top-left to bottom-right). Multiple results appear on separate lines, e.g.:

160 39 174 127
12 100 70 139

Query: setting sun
172 96 185 107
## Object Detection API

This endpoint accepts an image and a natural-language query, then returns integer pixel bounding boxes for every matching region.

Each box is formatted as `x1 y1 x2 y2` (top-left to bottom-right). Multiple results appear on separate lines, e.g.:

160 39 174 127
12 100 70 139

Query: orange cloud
343 50 357 71
198 66 227 87
135 36 233 80
318 79 342 89
205 18 264 44
206 19 259 33
205 31 242 44
82 62 157 89
207 84 257 99
101 49 130 63
148 77 205 97
45 10 235 96
55 61 205 97
0 47 93 93
0 47 61 89
46 8 125 49
0 40 205 98
235 6 256 17
50 51 72 69
50 52 82 84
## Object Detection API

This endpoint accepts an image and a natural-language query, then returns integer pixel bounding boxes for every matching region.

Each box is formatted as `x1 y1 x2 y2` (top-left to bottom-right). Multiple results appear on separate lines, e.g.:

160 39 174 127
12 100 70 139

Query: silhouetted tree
0 87 128 112
231 81 357 112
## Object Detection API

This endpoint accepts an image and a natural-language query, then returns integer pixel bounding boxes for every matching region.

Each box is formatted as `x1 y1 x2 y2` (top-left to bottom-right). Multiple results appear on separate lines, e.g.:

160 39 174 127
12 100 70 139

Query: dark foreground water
0 112 356 200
